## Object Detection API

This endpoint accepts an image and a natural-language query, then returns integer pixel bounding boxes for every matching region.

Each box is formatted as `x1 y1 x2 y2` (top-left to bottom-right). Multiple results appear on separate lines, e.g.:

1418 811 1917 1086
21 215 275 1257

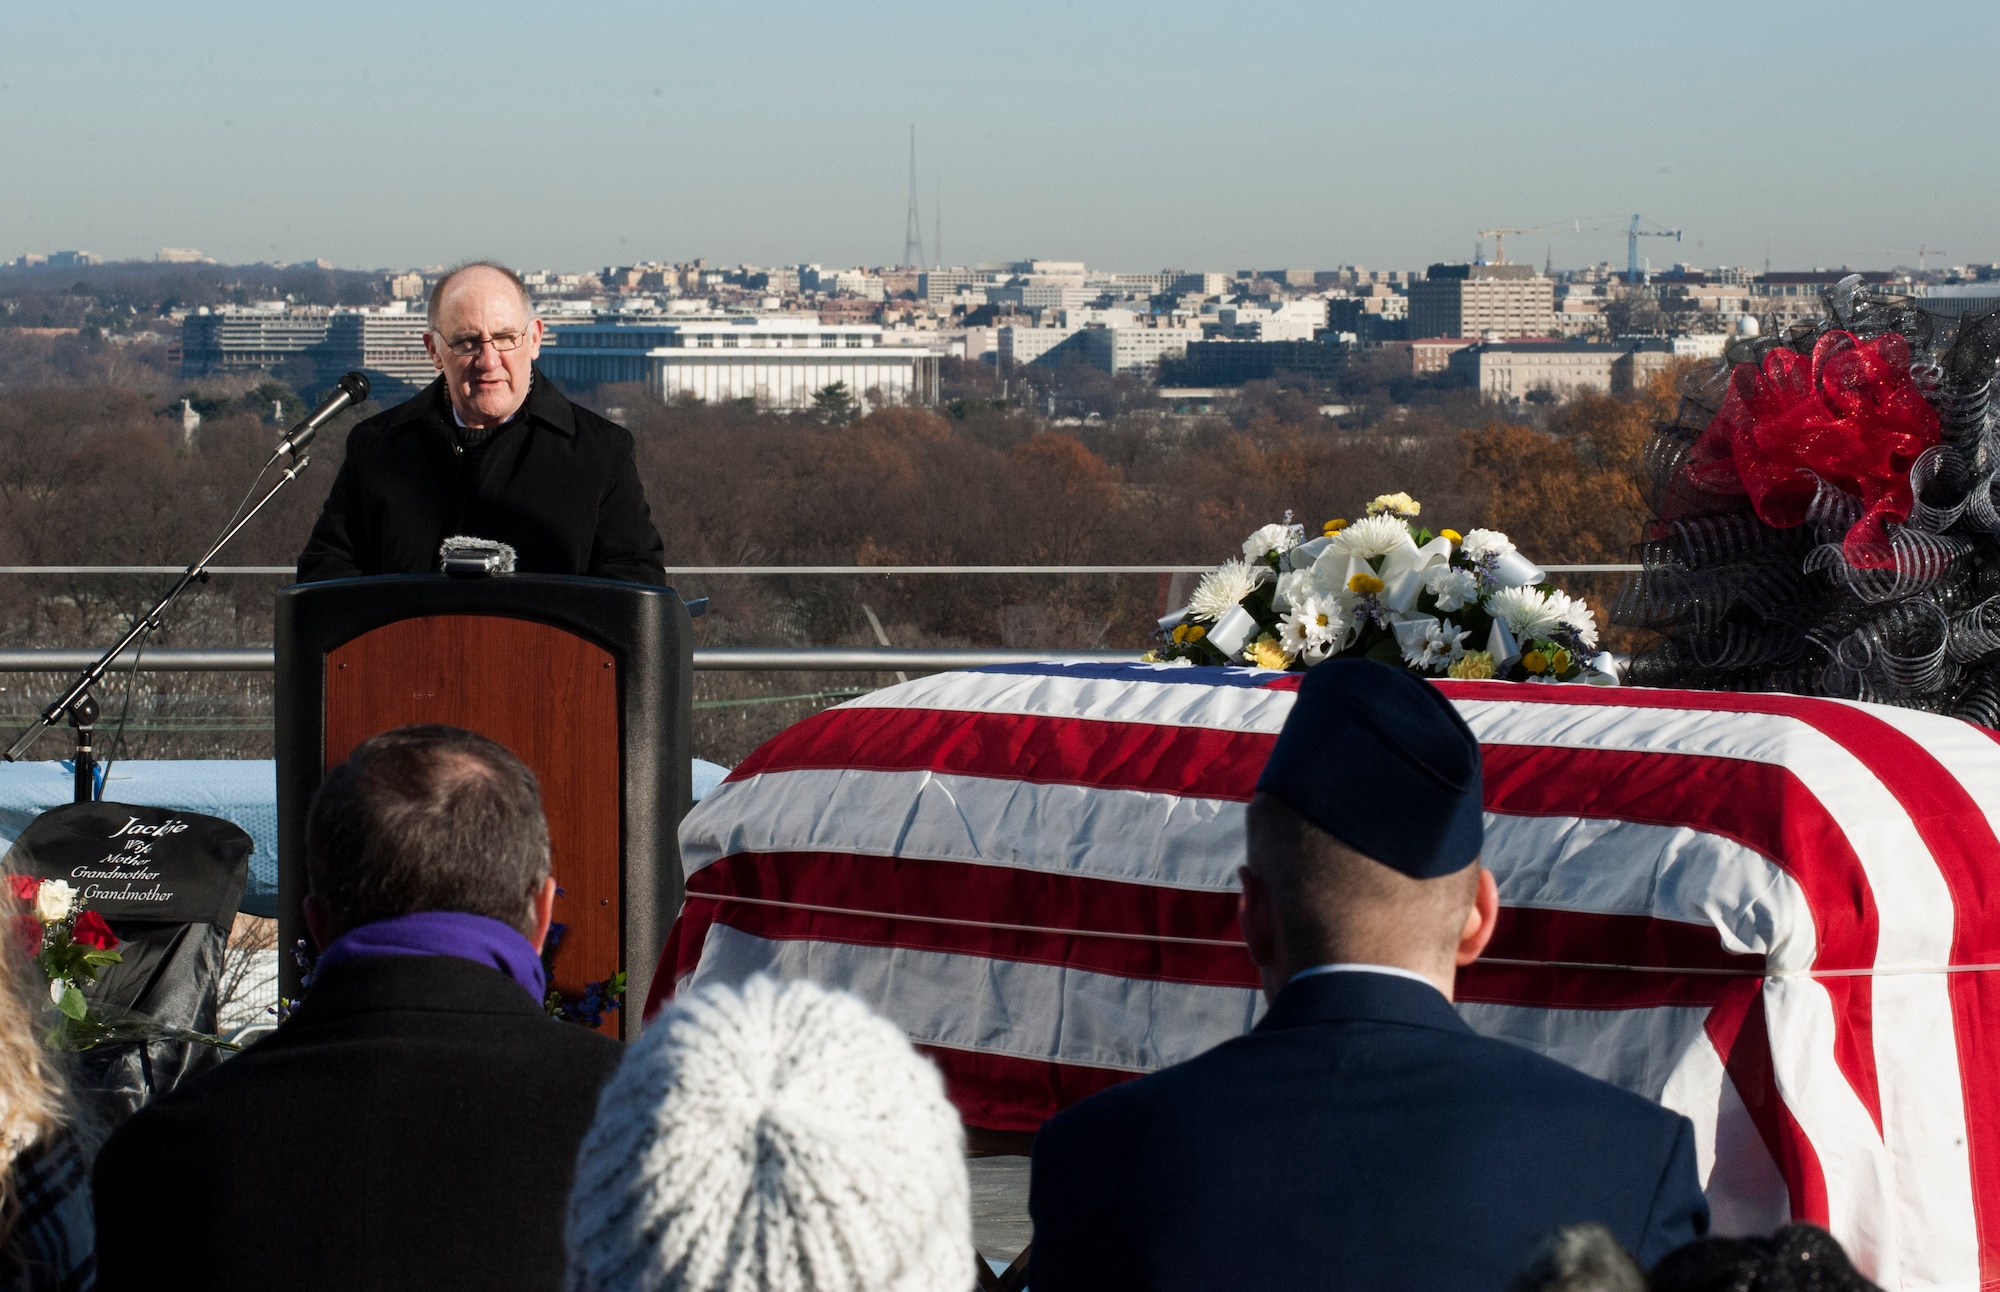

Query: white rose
1423 566 1478 614
1241 523 1299 562
1458 528 1517 562
34 880 75 924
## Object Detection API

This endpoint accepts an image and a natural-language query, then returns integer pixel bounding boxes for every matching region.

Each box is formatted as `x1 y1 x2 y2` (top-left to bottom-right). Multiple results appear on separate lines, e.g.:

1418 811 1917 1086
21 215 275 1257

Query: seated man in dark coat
1029 660 1710 1292
296 260 666 584
92 725 624 1292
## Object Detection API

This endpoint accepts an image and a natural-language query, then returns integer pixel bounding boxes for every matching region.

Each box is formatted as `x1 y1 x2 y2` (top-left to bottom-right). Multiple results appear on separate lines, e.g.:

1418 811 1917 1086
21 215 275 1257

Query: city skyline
2 1 1993 272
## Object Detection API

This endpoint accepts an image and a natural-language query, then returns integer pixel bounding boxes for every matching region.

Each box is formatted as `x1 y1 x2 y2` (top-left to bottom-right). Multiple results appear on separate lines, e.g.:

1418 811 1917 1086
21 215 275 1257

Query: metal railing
0 647 1146 673
0 562 1638 673
0 564 1643 576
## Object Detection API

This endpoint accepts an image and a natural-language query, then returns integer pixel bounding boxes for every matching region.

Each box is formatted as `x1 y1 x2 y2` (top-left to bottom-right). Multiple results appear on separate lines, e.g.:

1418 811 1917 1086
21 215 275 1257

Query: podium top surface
277 573 692 660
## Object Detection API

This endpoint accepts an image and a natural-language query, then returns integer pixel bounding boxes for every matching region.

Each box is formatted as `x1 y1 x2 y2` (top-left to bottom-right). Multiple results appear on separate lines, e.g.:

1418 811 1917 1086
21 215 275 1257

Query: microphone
273 371 370 458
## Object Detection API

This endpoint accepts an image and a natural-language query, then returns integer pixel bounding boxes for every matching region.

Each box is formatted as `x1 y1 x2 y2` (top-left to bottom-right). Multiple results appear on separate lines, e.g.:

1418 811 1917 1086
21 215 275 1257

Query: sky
2 0 1994 275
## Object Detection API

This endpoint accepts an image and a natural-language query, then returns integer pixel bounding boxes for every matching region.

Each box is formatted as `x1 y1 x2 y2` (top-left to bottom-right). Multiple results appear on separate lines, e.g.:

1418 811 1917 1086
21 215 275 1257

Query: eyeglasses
437 329 532 358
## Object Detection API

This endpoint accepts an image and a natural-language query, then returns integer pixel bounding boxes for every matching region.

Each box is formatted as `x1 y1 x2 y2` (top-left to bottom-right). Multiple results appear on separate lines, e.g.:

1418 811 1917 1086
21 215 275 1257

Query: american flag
651 662 2000 1291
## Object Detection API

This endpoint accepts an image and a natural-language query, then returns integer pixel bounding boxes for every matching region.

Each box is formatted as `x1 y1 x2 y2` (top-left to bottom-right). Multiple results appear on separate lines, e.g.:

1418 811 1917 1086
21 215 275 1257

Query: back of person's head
306 724 550 940
1247 658 1487 974
1648 1225 1880 1292
1510 1223 1646 1292
564 975 972 1292
1247 792 1480 969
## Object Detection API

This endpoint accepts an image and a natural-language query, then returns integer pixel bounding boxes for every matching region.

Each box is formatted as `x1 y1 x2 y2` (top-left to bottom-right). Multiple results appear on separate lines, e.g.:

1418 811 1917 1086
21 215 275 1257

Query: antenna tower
901 125 925 269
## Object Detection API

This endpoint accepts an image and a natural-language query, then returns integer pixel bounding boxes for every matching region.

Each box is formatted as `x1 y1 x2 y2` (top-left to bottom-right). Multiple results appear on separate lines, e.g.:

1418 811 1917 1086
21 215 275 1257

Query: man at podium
296 261 666 585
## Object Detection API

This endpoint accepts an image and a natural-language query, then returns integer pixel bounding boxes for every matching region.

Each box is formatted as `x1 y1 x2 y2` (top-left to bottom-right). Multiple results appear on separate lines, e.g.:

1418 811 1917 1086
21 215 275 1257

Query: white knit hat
564 975 974 1292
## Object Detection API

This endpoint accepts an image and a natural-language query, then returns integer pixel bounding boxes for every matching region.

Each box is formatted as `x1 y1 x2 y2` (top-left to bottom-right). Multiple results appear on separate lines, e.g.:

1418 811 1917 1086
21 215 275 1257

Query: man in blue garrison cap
1028 660 1709 1292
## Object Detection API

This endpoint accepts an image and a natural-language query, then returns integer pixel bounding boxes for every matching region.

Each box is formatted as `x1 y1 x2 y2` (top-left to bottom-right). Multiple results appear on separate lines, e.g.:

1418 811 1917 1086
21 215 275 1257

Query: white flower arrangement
1401 618 1470 671
1241 522 1301 562
1324 514 1412 563
1458 529 1516 562
1147 494 1613 684
1423 565 1478 614
1487 585 1563 639
1186 559 1263 622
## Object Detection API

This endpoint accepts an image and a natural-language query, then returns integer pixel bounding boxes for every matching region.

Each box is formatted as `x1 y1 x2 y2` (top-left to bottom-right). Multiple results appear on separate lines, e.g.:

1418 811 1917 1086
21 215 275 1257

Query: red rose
6 875 38 904
70 910 117 951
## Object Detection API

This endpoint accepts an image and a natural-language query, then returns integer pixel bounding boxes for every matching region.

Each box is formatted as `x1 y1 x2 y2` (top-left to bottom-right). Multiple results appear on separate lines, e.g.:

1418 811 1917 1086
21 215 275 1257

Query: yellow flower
1244 634 1291 671
1185 623 1206 643
1139 649 1160 663
1347 572 1385 596
1523 650 1548 675
1447 651 1495 680
1322 518 1348 535
1366 492 1421 518
1550 648 1573 675
1440 528 1462 545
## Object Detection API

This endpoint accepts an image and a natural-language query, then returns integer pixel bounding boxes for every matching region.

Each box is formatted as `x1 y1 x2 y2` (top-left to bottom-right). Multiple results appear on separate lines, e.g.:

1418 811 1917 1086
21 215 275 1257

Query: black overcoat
91 955 624 1292
295 369 666 584
1029 970 1711 1292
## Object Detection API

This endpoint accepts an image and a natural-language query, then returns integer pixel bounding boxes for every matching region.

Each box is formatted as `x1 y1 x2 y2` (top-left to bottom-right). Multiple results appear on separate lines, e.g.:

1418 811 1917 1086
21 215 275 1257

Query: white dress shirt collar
1287 962 1446 998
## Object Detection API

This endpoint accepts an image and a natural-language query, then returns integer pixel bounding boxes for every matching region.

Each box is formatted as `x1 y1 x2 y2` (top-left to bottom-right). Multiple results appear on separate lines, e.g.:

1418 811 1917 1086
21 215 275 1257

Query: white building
989 283 1091 313
1212 300 1327 342
996 325 1081 366
1076 325 1204 374
800 267 885 301
540 316 938 410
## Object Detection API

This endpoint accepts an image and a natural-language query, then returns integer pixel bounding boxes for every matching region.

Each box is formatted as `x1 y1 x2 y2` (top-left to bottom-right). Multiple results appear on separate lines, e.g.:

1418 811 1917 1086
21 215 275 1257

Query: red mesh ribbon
1688 331 1940 569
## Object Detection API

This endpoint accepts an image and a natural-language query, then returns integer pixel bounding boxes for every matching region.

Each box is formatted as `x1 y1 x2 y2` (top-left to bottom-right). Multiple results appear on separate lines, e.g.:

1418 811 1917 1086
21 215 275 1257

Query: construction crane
1621 214 1681 285
1475 216 1682 283
1919 244 1947 272
1476 226 1574 265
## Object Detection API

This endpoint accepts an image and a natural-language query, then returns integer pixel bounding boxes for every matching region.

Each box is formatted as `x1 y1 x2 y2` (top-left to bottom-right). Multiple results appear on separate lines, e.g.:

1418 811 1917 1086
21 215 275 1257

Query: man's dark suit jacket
1029 970 1709 1292
295 368 666 585
91 955 624 1292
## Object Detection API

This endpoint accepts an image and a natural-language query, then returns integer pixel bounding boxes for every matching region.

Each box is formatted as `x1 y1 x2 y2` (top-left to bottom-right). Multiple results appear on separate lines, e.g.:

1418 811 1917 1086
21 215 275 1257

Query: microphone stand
3 450 315 793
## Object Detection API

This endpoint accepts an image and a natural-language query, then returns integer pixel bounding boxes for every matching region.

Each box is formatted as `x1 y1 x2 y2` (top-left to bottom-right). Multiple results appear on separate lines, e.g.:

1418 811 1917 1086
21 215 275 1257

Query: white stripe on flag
683 768 1249 890
1484 814 1814 966
687 922 1264 1073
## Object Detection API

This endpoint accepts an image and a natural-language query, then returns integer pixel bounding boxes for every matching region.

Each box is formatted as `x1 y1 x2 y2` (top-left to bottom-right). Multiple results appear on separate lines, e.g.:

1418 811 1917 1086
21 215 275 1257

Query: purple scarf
315 911 547 1003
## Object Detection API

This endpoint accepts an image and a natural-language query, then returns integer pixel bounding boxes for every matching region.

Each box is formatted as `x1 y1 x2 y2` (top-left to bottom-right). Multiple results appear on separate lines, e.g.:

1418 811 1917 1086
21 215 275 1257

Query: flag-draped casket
652 662 2000 1291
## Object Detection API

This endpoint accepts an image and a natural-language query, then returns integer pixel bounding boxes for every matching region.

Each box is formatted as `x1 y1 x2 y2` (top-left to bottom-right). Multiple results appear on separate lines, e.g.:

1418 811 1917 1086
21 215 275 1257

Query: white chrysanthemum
1241 522 1299 562
1423 565 1478 614
1324 513 1411 562
1458 528 1517 562
1548 589 1600 650
1367 492 1421 518
1186 559 1260 621
1401 618 1470 673
1488 585 1561 638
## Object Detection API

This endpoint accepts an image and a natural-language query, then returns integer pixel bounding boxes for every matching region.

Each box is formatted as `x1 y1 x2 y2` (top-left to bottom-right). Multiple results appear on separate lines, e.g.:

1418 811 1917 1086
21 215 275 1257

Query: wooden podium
273 574 693 1036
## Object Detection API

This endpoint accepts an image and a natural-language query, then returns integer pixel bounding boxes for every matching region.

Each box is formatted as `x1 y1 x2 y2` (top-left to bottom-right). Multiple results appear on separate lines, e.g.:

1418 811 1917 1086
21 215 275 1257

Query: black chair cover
7 801 251 1122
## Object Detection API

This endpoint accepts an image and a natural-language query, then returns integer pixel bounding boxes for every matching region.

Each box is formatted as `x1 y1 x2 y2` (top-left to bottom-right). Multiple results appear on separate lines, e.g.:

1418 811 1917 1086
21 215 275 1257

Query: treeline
0 262 385 334
0 368 1679 761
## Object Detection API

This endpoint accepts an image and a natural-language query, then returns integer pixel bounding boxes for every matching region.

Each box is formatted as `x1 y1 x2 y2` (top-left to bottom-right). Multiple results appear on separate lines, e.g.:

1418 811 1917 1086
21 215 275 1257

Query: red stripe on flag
727 705 1276 800
1706 980 1831 1226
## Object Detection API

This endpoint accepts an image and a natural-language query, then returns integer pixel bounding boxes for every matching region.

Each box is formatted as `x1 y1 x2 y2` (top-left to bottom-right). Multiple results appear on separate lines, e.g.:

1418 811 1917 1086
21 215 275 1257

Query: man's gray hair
426 260 536 330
